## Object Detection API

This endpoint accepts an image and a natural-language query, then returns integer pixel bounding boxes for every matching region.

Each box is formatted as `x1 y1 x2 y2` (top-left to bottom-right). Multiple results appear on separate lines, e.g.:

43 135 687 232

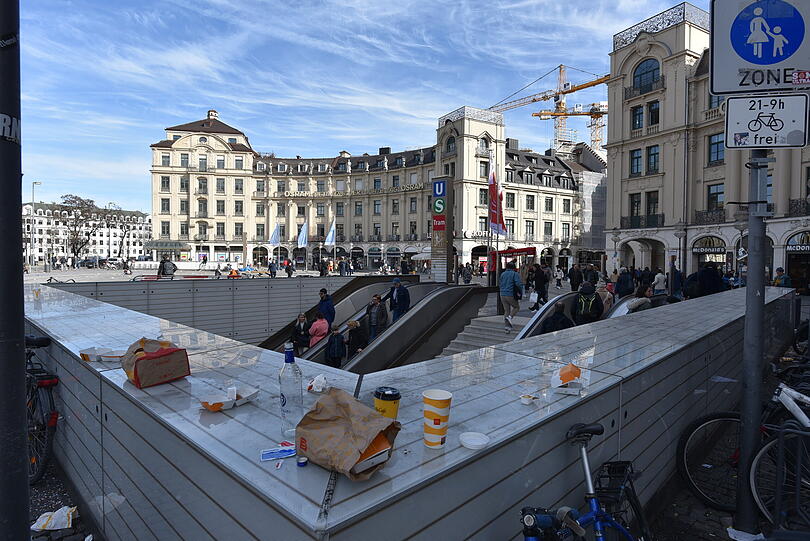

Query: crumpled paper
31 506 78 531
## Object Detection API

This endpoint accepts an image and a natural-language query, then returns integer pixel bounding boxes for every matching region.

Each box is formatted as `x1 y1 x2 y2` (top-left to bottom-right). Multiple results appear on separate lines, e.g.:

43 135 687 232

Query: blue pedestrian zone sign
731 0 804 64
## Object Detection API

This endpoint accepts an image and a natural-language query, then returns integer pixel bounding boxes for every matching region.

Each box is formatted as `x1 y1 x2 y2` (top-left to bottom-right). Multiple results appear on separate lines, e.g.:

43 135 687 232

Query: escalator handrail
513 292 579 341
605 292 669 318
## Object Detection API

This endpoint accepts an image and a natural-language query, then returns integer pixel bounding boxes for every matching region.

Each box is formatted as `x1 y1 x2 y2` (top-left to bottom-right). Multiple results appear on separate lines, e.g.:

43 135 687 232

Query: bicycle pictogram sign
748 112 785 132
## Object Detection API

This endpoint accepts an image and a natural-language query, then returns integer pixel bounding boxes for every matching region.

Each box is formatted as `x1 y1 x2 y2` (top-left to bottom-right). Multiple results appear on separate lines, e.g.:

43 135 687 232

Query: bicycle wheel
794 321 809 356
603 481 655 541
772 118 785 131
677 412 741 511
750 435 810 526
27 378 55 485
749 118 763 131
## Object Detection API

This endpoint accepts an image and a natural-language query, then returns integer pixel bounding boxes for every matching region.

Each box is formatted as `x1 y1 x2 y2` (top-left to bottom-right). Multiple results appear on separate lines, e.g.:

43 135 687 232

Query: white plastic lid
459 432 490 450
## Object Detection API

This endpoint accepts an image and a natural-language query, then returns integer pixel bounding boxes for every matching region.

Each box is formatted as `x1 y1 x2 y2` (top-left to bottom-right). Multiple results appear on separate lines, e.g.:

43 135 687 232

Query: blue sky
20 0 709 211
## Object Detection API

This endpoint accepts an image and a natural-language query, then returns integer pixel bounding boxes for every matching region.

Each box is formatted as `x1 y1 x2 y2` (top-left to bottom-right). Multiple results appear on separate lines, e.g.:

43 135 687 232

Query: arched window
633 59 660 92
479 138 489 150
446 136 456 153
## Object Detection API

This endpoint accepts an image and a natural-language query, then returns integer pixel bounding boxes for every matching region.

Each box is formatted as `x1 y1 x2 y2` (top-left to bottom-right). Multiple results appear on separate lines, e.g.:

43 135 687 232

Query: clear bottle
279 342 304 439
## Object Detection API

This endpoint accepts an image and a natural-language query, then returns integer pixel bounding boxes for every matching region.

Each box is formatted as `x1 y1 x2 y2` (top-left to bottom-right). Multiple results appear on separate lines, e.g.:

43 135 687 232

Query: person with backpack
499 261 523 333
157 255 177 278
572 281 603 325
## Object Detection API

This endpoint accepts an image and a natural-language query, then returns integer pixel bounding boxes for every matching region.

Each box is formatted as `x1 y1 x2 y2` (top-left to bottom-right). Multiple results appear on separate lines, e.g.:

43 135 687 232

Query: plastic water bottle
279 342 304 439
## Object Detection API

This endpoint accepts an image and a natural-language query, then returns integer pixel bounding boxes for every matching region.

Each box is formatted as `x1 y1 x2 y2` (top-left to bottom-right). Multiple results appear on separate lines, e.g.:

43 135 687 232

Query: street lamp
30 181 41 266
610 228 621 270
733 215 748 278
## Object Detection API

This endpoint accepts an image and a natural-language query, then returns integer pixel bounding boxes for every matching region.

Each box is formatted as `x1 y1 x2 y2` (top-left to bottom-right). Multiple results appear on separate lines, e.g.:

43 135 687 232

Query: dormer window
257 162 266 171
298 163 306 172
479 138 489 150
228 137 237 144
318 163 326 172
376 159 384 167
199 136 207 144
278 163 287 172
357 161 365 169
337 162 346 171
172 135 181 140
396 157 404 166
542 175 552 186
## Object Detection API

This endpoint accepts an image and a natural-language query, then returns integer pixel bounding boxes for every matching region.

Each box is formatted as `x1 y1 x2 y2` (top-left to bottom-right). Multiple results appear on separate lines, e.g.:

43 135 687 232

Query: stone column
775 149 791 216
725 149 742 221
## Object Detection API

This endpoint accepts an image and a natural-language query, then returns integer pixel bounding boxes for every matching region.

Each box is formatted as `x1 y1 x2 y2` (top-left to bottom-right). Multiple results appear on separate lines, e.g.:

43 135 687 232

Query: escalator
605 293 669 318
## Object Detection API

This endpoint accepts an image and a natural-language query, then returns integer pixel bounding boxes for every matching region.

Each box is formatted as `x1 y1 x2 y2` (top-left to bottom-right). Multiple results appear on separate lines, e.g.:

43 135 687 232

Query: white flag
324 219 336 246
269 224 280 247
297 221 308 248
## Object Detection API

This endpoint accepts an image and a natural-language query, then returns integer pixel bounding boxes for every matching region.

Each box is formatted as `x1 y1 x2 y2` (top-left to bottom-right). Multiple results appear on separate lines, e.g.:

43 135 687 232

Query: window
277 181 286 192
392 175 400 187
544 197 553 212
256 179 265 193
479 188 488 206
446 136 456 153
646 145 659 174
630 193 641 217
374 177 382 190
180 153 189 167
228 137 237 144
316 223 325 237
355 202 363 216
318 163 326 172
373 200 381 215
276 203 286 216
526 195 535 210
257 162 266 171
391 222 399 236
506 170 514 182
646 191 658 216
278 163 287 172
767 172 773 205
297 205 305 217
180 176 189 192
316 180 325 192
180 200 188 214
709 133 725 164
173 134 181 140
279 225 286 238
505 219 515 236
356 161 365 169
479 161 489 178
563 199 571 213
160 199 170 213
199 136 207 144
392 200 399 214
524 172 534 184
216 200 225 215
707 184 725 211
409 221 417 234
354 179 364 191
197 178 207 193
217 222 226 237
630 149 642 176
198 156 207 171
631 106 644 129
234 223 243 236
443 162 456 177
562 222 571 239
256 202 265 216
354 223 362 235
336 202 345 216
316 203 325 216
297 181 306 192
543 222 553 236
234 201 244 216
478 217 487 231
633 58 660 92
542 175 551 186
479 138 489 150
525 220 535 238
373 223 381 235
505 192 516 209
336 179 346 192
336 224 344 237
161 154 170 166
709 93 725 109
180 222 188 235
409 197 417 213
235 157 243 169
216 178 225 193
234 178 244 194
160 176 170 191
648 101 660 125
337 162 345 172
256 224 265 238
216 155 225 169
409 173 418 185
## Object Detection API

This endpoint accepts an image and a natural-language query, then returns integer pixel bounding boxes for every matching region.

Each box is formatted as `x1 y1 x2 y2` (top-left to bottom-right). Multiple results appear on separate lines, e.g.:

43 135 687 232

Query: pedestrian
529 263 548 311
308 312 329 347
773 267 792 287
199 254 208 270
652 267 667 295
324 325 346 368
317 288 336 326
389 278 411 322
584 264 599 285
640 267 654 286
539 302 575 334
365 294 389 340
214 263 222 279
291 313 310 355
157 255 177 278
346 320 368 358
609 268 619 285
696 262 724 297
285 261 294 277
269 260 277 278
338 258 347 277
499 261 523 333
319 259 329 277
572 281 604 325
671 267 684 299
478 261 485 276
615 267 635 298
626 284 653 313
568 263 583 292
554 266 564 289
462 263 473 284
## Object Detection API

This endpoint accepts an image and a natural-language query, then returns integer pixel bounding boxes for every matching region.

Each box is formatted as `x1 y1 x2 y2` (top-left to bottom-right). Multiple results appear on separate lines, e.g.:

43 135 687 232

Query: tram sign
711 0 810 95
725 93 808 148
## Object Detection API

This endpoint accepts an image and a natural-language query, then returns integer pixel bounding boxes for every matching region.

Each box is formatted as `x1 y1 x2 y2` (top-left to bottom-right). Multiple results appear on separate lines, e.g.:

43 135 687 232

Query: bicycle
520 423 654 540
25 335 58 485
748 112 785 132
793 319 808 356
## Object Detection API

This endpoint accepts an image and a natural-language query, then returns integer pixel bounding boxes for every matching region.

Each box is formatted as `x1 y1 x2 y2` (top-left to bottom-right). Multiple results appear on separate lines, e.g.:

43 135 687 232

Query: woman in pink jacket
308 312 329 347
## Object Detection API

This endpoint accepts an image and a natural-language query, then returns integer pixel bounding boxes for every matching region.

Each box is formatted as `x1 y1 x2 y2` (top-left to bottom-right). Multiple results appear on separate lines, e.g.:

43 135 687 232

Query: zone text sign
711 0 809 95
725 93 808 148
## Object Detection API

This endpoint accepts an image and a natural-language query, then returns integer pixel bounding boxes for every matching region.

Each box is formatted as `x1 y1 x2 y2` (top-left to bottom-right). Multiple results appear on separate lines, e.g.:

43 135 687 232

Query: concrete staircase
438 315 531 357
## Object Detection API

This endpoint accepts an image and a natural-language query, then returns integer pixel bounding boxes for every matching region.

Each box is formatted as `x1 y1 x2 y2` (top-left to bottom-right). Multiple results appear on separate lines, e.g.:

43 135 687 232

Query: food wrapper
120 337 190 389
307 374 328 393
296 387 401 481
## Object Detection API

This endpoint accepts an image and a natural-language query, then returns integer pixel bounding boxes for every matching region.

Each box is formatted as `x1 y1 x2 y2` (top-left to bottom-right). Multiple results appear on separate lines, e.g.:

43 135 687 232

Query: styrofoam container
459 432 490 450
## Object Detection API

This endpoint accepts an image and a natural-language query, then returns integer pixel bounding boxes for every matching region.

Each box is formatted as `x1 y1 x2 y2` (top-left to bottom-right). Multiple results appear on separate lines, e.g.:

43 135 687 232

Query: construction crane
489 65 609 152
533 102 609 152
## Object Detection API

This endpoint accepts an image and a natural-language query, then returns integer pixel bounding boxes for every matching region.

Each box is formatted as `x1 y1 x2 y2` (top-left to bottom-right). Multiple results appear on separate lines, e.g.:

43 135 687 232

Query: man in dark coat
568 264 583 292
616 267 635 298
529 263 548 311
697 262 725 297
157 255 177 277
324 325 346 368
389 278 411 322
317 288 336 326
540 302 576 334
366 294 389 340
290 313 310 355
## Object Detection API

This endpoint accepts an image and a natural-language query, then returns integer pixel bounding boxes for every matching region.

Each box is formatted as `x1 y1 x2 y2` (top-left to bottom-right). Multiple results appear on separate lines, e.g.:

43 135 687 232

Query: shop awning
144 240 192 251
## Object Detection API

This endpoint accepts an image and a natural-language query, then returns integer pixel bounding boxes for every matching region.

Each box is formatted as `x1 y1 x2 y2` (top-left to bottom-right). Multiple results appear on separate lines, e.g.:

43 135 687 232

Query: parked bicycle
25 335 58 484
520 422 654 541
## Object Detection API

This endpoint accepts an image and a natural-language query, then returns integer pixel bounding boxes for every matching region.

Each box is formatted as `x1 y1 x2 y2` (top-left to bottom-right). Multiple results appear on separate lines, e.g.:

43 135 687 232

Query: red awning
488 247 537 257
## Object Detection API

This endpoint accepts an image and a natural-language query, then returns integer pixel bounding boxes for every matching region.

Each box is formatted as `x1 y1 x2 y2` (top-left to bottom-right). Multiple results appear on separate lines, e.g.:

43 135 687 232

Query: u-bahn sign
711 0 810 95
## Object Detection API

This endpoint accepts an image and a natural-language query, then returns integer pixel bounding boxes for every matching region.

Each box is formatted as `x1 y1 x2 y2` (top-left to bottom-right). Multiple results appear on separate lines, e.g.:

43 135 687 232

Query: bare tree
115 217 139 259
60 194 101 263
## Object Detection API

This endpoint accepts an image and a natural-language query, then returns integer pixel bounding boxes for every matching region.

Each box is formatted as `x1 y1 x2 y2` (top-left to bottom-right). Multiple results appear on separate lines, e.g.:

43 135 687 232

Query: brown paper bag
296 387 401 481
120 337 190 389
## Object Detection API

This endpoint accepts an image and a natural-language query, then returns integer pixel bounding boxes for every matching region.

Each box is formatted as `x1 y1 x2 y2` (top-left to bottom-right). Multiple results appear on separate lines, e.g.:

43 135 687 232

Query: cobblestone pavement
650 476 734 540
30 463 94 540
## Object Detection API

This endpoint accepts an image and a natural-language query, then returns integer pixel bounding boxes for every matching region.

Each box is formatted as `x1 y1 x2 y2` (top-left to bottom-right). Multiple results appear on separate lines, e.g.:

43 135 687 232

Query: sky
20 0 710 212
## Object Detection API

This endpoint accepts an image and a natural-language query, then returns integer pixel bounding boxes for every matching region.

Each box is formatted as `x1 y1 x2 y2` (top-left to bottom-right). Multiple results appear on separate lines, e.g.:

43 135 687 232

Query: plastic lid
460 432 490 450
374 386 401 401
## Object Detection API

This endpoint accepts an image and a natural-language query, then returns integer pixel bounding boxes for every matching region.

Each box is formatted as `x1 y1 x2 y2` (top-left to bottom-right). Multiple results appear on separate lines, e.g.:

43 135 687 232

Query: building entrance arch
619 237 666 271
252 246 268 267
558 248 572 272
691 235 728 272
540 248 555 267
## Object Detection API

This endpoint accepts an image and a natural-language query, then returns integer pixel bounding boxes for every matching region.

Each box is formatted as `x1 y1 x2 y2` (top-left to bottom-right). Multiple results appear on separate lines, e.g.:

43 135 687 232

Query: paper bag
296 387 401 481
120 337 190 389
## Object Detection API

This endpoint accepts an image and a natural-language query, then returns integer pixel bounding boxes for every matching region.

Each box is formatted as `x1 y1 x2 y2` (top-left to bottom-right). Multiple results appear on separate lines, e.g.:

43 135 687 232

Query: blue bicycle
521 423 654 541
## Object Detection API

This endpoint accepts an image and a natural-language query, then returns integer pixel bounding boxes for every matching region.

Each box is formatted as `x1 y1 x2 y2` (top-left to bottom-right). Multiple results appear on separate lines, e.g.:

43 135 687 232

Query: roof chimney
379 147 391 155
207 109 219 119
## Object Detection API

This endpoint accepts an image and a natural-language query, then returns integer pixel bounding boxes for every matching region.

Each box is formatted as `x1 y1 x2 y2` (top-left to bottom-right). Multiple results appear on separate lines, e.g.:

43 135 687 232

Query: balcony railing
387 234 401 241
694 209 726 225
630 128 642 138
789 199 810 217
543 235 554 243
406 234 418 241
178 234 189 240
351 235 363 242
214 234 226 241
194 188 208 195
193 234 208 241
311 235 325 242
194 211 209 218
369 235 382 242
704 107 722 121
647 124 659 135
335 235 346 242
159 234 170 239
253 236 266 242
232 234 245 241
624 76 665 100
620 214 665 229
253 191 267 198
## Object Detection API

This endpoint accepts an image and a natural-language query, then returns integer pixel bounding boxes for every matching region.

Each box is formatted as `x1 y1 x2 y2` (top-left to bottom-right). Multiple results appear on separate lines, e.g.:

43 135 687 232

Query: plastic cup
373 386 401 419
422 389 452 448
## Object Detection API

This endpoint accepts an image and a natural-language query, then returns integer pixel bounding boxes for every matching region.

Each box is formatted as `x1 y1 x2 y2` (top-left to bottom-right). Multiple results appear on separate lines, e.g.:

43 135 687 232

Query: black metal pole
0 0 30 539
734 148 767 532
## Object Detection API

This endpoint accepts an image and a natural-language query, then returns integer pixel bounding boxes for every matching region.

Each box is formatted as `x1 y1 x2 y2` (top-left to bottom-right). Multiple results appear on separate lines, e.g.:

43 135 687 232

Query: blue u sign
731 0 804 65
433 180 446 198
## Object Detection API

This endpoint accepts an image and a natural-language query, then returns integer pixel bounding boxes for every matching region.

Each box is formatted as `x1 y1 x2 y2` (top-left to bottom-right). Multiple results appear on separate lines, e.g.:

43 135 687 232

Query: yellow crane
533 102 609 151
489 65 609 151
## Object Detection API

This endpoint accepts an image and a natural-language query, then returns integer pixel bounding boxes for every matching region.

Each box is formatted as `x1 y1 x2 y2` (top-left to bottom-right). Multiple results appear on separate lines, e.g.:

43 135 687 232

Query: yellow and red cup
422 389 453 448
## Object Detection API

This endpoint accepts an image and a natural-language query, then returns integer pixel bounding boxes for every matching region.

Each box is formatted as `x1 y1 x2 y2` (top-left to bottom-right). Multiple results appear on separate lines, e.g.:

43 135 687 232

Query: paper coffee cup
373 386 401 419
422 389 452 448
